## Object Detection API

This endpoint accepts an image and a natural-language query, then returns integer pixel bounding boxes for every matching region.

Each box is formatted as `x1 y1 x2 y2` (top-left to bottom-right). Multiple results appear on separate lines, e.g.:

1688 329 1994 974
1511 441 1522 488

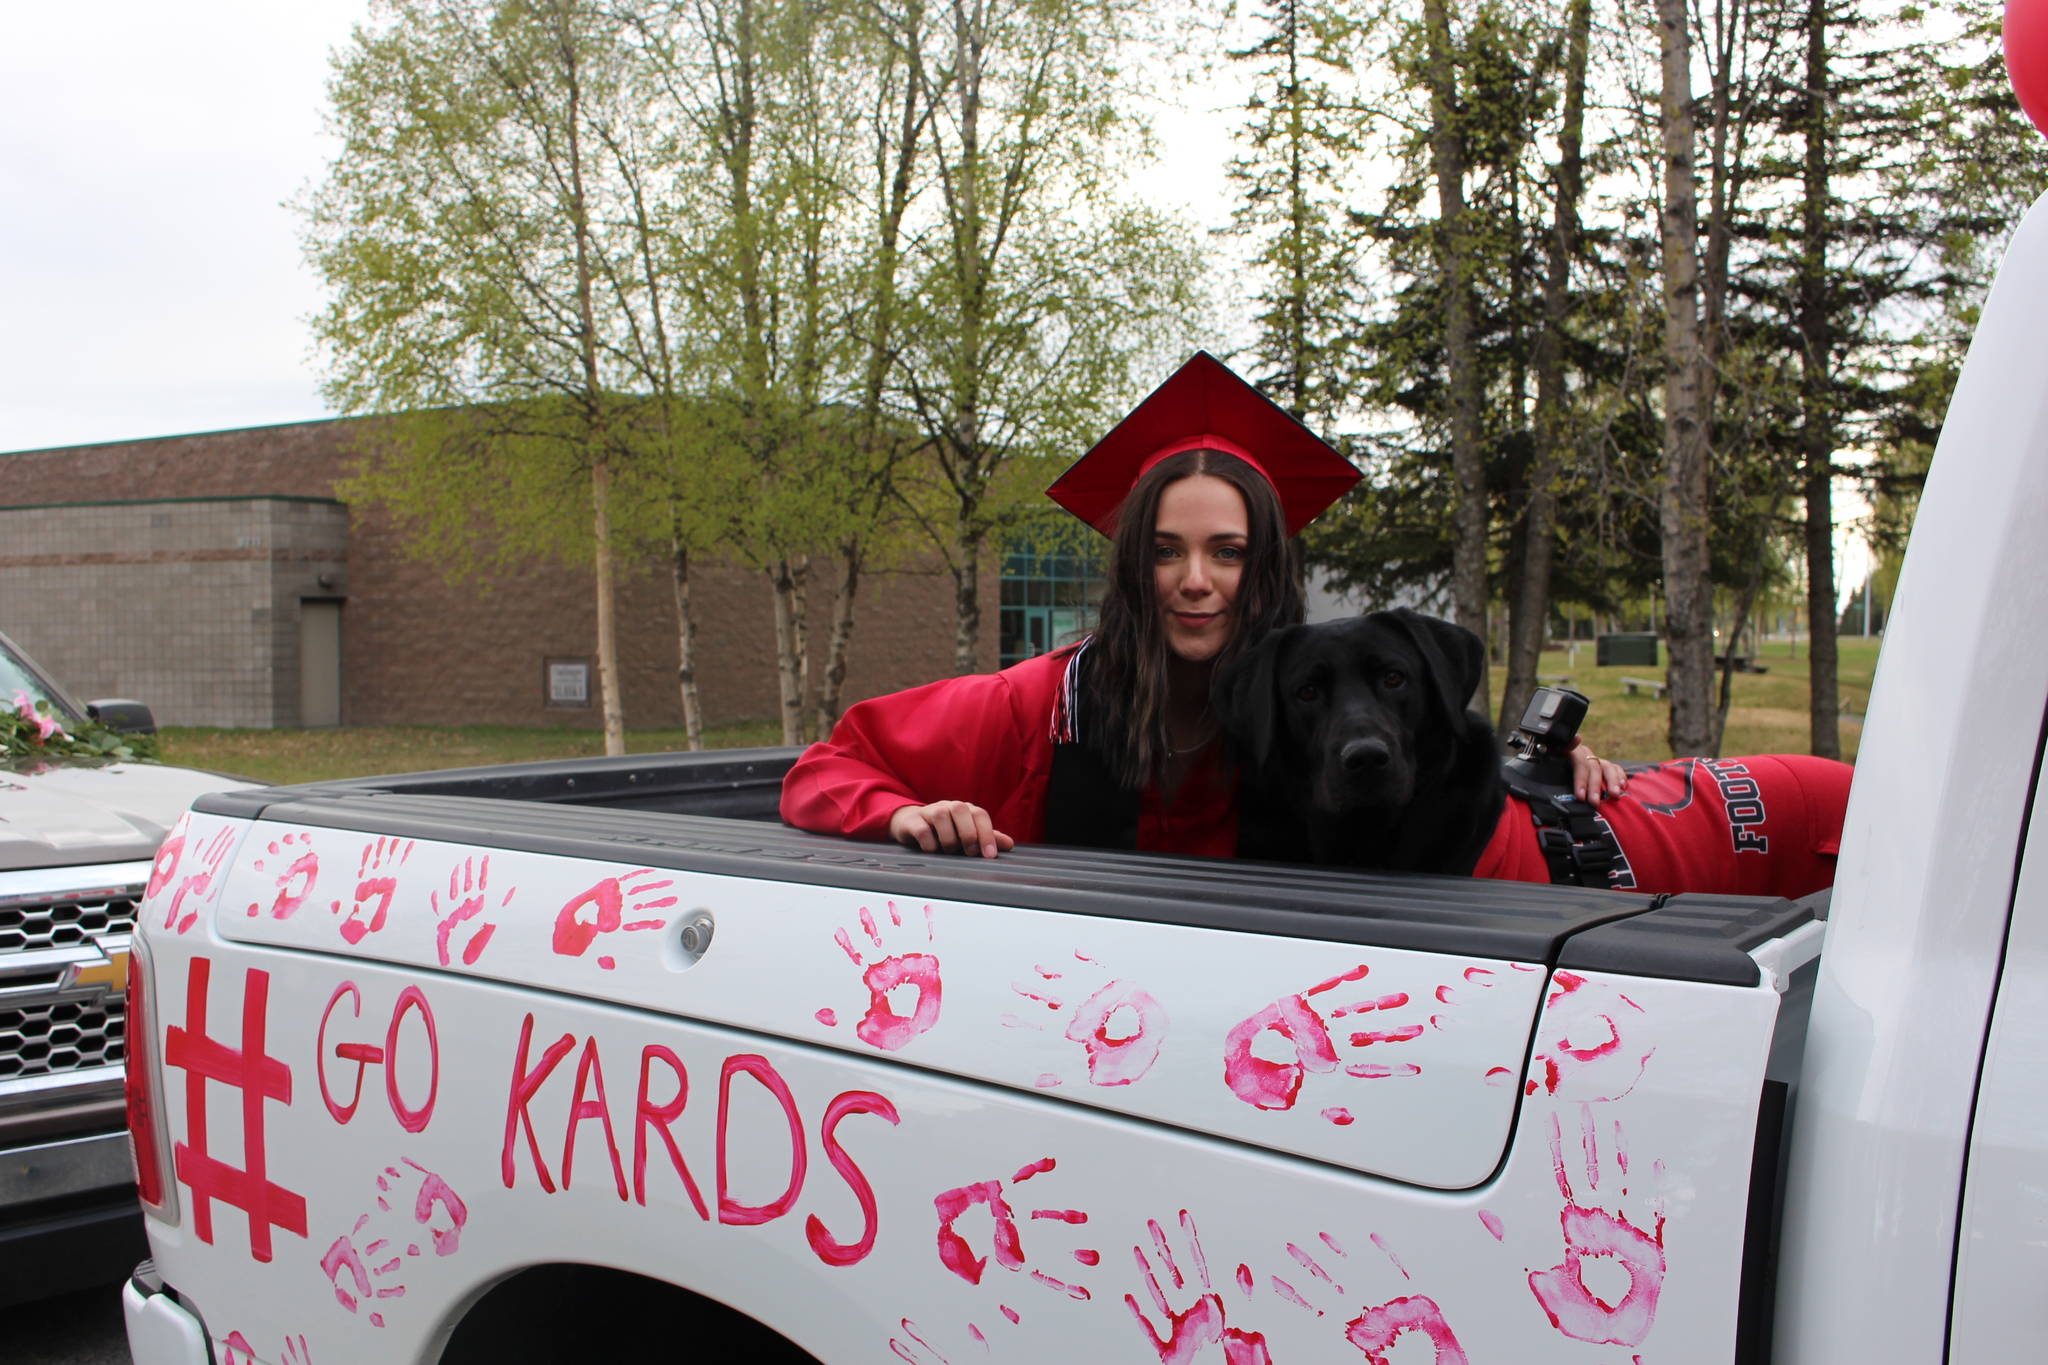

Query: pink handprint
146 813 192 898
374 1158 469 1256
223 1333 313 1365
1527 971 1654 1102
1344 1297 1468 1363
1526 1109 1666 1347
1006 951 1169 1088
1261 1227 1468 1362
1222 966 1436 1121
147 816 235 934
888 1319 966 1363
932 1157 1096 1301
432 855 512 966
320 1159 470 1329
817 901 941 1051
332 837 414 945
552 867 675 970
246 832 320 919
320 1224 399 1326
1126 1211 1272 1365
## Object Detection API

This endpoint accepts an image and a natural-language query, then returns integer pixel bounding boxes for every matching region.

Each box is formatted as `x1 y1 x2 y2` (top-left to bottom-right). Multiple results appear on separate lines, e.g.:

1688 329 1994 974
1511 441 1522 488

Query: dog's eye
1295 684 1319 702
1382 671 1407 690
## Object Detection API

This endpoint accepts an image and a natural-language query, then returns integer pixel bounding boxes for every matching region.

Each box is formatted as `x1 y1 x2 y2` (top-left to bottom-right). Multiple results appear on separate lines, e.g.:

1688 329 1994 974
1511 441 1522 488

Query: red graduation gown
779 646 1238 857
1472 753 1851 898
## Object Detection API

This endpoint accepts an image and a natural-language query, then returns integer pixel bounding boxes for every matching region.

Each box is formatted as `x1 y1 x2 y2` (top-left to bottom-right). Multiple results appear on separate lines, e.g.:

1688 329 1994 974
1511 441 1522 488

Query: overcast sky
2 2 375 455
0 2 1247 458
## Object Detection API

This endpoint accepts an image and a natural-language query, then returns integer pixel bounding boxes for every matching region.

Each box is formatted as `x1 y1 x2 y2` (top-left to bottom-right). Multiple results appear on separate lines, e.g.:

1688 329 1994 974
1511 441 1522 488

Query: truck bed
195 746 1816 983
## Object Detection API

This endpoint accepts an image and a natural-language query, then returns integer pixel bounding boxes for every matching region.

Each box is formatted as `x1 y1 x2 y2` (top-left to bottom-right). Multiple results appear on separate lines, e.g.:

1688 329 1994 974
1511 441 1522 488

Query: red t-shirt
1473 753 1851 898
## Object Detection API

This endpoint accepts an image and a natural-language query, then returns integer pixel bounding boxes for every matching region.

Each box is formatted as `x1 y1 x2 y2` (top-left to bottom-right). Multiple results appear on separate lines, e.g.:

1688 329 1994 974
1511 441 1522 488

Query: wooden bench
1620 675 1667 699
1537 672 1573 687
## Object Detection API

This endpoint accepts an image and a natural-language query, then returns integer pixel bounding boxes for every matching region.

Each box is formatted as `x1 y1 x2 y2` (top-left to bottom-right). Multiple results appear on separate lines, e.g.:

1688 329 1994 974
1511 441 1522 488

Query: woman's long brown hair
1088 449 1303 787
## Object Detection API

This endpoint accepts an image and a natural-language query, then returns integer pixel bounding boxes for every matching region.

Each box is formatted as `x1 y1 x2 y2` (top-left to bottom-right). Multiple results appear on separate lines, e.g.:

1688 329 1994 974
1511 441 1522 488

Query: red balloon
2008 0 2048 139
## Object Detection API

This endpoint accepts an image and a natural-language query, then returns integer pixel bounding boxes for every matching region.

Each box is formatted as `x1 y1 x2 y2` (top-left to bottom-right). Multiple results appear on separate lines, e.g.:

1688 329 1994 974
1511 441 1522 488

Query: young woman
779 354 1621 858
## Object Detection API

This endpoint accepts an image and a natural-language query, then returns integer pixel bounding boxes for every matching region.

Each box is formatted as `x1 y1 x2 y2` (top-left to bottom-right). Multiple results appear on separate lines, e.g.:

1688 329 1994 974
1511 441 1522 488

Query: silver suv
0 630 253 1305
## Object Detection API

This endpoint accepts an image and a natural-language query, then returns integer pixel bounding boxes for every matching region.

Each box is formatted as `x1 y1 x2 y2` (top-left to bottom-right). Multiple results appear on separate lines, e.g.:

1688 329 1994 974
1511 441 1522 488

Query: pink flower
12 691 66 743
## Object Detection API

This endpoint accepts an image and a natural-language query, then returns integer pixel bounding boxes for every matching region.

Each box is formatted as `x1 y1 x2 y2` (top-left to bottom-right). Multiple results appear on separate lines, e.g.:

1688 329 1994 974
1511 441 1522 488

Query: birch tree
650 0 870 744
897 0 1203 673
309 0 664 755
1654 0 1717 756
1420 0 1489 710
1498 0 1592 735
815 0 934 734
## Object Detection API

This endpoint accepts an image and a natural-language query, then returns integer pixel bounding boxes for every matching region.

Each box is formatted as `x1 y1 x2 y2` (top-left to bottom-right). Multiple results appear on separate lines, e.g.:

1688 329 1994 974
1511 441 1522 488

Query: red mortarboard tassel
1045 351 1360 537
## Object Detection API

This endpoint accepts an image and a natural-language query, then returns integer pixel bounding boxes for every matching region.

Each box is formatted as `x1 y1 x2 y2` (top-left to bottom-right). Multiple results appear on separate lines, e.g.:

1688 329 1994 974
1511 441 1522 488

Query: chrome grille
0 999 124 1079
1 872 145 1089
0 893 140 952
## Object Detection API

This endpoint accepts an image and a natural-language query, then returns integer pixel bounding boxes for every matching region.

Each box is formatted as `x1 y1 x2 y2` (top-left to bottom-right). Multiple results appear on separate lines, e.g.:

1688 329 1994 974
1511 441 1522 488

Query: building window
1000 541 1104 669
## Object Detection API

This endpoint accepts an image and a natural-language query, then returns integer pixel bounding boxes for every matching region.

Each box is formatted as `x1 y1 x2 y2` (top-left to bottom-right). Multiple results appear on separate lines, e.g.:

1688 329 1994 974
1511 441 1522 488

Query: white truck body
119 193 2048 1364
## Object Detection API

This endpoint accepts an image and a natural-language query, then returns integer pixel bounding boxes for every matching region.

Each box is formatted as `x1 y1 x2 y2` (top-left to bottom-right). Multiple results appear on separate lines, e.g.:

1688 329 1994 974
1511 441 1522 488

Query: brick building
0 419 1004 730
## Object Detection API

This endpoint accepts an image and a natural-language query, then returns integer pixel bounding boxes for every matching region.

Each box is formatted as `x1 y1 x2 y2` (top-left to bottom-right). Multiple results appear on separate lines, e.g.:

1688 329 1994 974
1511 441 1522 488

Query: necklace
1164 721 1217 758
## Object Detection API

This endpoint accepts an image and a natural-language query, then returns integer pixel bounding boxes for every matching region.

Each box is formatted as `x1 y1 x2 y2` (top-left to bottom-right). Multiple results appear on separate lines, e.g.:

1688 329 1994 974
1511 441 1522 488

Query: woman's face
1152 473 1250 665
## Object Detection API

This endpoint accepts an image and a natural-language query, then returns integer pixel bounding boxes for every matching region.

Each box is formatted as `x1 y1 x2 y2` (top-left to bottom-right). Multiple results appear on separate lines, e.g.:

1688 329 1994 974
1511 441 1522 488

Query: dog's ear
1214 625 1298 767
1381 608 1485 736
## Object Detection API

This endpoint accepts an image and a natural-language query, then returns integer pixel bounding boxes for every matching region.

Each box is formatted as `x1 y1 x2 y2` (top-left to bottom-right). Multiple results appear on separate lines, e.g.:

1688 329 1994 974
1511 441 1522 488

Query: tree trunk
794 553 811 729
1422 0 1489 715
1799 0 1841 759
1501 0 1591 736
1284 0 1310 411
671 533 703 751
948 3 988 676
816 2 926 731
816 536 863 736
1713 521 1773 753
1656 0 1715 757
952 530 983 676
615 129 700 757
556 11 624 756
590 455 624 755
769 557 807 746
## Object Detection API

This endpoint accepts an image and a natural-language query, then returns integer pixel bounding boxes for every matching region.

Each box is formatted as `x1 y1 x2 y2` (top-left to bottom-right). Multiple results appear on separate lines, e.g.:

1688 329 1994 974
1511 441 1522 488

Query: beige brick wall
0 498 348 727
1 420 1002 731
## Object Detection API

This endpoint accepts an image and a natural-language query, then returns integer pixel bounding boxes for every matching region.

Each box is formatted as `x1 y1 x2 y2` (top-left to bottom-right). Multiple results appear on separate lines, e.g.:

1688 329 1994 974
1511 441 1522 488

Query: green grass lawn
1499 633 1883 764
161 633 1883 786
161 720 787 786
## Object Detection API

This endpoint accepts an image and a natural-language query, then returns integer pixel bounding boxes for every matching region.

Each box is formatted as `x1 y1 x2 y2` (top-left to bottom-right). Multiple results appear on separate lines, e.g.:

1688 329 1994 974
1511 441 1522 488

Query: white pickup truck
0 632 253 1309
117 195 2048 1363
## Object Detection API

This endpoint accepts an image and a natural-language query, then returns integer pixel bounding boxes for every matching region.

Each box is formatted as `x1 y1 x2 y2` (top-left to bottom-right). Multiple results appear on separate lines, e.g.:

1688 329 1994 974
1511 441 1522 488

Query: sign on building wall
544 658 591 708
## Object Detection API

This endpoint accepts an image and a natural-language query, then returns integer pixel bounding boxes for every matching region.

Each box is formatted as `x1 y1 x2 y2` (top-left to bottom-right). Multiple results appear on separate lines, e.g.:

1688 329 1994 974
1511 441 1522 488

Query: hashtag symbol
165 957 308 1262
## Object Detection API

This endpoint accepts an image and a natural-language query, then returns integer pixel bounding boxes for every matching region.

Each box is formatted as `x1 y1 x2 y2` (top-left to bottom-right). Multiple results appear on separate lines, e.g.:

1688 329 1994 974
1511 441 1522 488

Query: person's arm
779 670 1032 857
886 801 1014 858
1569 736 1628 803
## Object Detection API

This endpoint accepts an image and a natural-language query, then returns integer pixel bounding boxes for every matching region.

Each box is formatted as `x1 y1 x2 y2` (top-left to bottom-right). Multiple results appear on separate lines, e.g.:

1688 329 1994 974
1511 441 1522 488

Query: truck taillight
124 934 178 1223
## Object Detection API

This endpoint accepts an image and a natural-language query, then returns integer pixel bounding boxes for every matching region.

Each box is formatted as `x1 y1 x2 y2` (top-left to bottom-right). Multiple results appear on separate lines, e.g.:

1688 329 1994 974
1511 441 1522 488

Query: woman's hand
888 801 1016 858
1569 737 1629 804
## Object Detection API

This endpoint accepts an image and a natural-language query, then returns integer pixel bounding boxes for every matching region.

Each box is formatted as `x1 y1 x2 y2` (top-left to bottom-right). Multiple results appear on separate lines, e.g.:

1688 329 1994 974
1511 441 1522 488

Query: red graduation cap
1045 351 1360 537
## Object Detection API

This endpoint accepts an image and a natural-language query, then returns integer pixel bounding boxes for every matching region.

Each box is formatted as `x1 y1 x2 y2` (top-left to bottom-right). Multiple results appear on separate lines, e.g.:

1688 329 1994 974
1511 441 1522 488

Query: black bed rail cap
1553 891 1823 988
194 746 804 819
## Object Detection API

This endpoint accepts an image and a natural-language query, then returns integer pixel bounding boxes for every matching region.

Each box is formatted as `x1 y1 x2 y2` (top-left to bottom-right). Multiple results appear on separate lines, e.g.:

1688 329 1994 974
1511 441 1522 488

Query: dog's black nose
1340 738 1392 773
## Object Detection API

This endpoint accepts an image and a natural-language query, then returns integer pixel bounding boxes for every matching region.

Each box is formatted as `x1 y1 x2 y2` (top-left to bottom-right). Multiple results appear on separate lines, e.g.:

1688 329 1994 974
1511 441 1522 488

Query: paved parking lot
11 1279 131 1364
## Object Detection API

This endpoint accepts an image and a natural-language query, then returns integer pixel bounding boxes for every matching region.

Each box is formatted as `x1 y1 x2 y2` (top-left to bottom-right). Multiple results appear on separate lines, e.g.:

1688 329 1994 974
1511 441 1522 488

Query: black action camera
1501 686 1591 794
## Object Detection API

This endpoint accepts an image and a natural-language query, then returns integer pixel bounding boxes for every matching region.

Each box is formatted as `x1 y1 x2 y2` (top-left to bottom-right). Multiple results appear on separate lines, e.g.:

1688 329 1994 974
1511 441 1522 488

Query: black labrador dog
1215 608 1507 872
